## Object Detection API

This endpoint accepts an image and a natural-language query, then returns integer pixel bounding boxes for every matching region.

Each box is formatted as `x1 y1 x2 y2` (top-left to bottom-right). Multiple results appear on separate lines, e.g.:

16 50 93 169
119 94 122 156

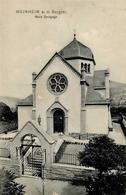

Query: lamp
38 115 41 125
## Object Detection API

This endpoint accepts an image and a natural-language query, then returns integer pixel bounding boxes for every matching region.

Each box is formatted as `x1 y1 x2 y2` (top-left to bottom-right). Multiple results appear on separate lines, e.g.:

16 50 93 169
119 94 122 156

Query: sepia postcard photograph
0 0 126 194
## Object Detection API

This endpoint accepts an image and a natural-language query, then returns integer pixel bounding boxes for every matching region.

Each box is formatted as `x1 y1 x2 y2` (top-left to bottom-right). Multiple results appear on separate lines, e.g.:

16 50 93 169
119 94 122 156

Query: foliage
0 103 18 133
76 136 126 194
0 102 13 122
111 106 126 117
84 172 126 195
79 135 124 173
0 168 25 195
12 106 18 121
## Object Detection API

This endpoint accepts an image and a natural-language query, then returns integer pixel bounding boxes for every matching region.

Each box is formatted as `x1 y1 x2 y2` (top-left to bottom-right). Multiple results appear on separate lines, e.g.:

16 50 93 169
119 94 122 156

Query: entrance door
53 109 64 133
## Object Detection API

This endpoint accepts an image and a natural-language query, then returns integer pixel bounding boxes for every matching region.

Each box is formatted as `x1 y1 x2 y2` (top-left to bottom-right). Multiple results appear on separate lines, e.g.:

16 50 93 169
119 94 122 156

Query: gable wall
11 122 55 166
35 56 81 134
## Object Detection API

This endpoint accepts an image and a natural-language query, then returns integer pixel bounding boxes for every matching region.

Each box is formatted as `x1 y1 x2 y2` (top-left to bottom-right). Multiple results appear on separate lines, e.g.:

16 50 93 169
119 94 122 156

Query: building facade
18 35 112 136
9 35 113 175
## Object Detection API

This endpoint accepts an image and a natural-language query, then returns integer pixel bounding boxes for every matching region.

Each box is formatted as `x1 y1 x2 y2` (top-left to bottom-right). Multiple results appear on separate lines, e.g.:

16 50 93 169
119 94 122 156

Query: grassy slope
110 81 126 106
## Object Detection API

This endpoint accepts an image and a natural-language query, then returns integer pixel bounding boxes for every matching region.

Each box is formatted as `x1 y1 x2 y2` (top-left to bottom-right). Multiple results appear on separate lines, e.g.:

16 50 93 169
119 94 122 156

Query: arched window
84 63 88 72
81 62 84 69
81 63 90 73
87 64 90 73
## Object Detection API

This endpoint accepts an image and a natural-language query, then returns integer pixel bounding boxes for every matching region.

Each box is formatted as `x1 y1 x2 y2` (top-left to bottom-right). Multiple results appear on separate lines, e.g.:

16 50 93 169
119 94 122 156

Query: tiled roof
86 86 109 105
86 87 103 101
86 70 107 88
59 38 95 63
93 70 107 87
18 95 33 106
85 70 109 104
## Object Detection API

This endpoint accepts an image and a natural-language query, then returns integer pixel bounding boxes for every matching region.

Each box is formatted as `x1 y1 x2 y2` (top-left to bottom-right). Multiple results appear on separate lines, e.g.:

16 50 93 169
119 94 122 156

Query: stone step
55 142 85 165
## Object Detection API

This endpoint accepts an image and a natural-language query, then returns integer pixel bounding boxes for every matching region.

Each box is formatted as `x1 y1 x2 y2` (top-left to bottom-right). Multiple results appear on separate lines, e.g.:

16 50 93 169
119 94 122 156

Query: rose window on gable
48 73 68 94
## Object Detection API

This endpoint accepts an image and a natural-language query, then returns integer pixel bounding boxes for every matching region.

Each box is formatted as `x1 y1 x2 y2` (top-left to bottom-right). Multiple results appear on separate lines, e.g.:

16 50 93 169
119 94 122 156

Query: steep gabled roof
86 70 107 88
18 95 33 106
86 86 110 105
34 52 81 81
12 120 55 144
93 70 107 88
85 70 110 104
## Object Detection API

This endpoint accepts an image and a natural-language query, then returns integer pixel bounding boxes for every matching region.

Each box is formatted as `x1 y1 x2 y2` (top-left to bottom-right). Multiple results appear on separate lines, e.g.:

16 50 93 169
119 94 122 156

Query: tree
78 136 126 194
79 135 124 174
0 102 13 122
83 172 126 195
0 168 25 195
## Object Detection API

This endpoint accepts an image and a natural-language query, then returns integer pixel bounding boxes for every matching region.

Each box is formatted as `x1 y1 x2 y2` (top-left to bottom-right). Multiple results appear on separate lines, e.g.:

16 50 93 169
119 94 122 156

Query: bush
0 102 13 122
84 172 126 195
0 168 25 195
79 135 124 173
72 136 126 194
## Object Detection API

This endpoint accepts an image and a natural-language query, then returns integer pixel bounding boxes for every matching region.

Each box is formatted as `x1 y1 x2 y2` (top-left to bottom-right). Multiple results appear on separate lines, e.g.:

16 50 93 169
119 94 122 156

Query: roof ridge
59 38 95 63
12 121 55 144
77 40 89 49
34 52 81 80
59 38 90 54
74 38 81 56
59 39 75 54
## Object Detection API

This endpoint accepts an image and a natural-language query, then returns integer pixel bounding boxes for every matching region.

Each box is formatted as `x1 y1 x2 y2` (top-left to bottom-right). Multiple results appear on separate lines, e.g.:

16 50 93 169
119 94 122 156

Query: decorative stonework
48 73 68 95
47 101 68 134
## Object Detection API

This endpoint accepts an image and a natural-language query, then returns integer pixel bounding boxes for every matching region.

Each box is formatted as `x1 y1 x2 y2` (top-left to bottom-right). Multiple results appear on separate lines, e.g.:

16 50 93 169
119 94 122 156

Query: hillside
110 81 126 106
0 96 21 110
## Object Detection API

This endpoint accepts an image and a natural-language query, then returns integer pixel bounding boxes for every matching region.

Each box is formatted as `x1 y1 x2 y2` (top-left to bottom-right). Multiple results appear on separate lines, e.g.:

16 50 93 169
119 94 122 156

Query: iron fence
53 152 80 166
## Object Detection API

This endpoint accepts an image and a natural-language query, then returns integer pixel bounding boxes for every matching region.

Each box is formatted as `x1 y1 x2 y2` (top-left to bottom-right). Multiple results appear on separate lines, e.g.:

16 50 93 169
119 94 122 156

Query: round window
48 73 68 94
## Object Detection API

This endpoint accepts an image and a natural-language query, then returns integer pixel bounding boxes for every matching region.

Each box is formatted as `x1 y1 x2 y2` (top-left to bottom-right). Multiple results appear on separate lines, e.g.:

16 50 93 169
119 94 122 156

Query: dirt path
16 176 86 195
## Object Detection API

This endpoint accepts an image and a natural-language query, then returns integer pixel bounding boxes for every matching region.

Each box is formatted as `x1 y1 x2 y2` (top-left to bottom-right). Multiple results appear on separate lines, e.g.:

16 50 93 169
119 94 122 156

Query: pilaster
32 72 37 120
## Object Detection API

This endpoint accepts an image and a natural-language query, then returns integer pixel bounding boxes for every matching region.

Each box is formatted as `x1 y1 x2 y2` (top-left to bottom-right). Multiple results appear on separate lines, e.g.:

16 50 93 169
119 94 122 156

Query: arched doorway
47 102 68 134
53 109 64 133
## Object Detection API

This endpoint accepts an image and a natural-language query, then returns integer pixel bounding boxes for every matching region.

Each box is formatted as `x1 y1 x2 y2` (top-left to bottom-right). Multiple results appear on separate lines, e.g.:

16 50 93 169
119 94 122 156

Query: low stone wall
0 157 95 181
44 163 95 181
0 157 20 176
69 133 105 140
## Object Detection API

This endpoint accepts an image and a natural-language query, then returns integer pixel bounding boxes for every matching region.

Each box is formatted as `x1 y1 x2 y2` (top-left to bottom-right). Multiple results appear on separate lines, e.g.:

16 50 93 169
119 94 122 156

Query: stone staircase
54 141 85 165
63 142 85 154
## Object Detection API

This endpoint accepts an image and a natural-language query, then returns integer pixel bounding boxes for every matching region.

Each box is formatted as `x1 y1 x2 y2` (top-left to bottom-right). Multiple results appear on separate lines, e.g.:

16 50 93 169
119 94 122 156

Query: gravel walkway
16 176 86 195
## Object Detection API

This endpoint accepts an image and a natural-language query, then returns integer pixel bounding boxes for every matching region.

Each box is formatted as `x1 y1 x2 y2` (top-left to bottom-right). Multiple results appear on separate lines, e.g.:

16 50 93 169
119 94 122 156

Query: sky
0 0 126 98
